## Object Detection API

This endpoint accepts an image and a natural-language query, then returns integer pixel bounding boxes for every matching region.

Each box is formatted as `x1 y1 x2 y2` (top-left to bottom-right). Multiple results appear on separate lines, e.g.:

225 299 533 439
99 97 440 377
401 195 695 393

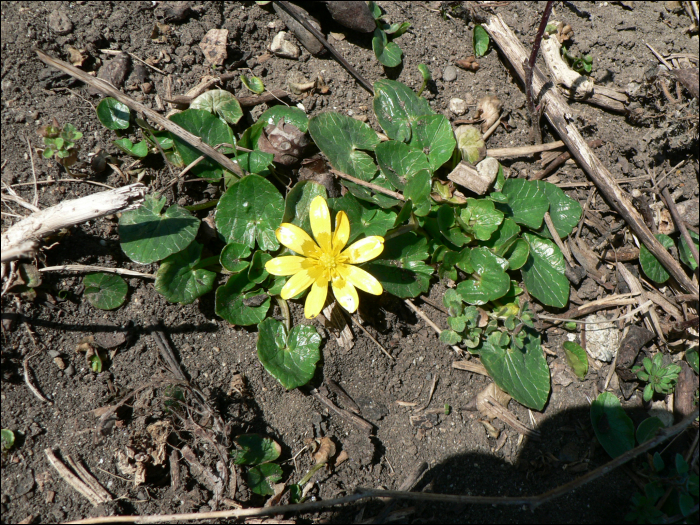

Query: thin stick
309 388 374 435
23 353 52 404
9 178 116 190
660 186 699 268
482 116 502 141
35 50 245 179
524 1 554 144
330 169 405 201
538 300 653 324
404 298 462 354
58 410 700 523
486 140 566 158
347 313 394 360
276 1 374 95
532 140 604 180
44 449 109 507
645 43 674 70
544 212 574 265
39 265 155 279
23 135 39 207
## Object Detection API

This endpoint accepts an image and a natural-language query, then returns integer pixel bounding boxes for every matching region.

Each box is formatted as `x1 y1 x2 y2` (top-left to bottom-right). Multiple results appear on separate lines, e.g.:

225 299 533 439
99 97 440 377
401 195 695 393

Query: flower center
319 252 337 271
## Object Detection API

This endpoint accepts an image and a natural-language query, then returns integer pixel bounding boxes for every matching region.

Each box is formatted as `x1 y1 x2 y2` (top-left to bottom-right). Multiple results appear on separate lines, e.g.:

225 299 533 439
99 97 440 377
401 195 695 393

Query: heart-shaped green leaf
438 205 471 248
283 181 328 233
328 194 397 243
460 198 504 241
479 329 550 410
639 233 674 283
636 417 665 444
456 247 510 305
241 74 265 94
373 79 433 143
373 28 402 67
473 24 490 57
233 434 281 465
534 182 582 239
521 233 569 308
169 109 235 178
220 242 252 274
482 218 521 254
503 238 529 270
408 114 456 172
190 89 243 125
500 178 549 229
375 140 430 190
97 97 130 130
248 251 272 284
257 318 321 390
114 138 149 158
119 194 200 264
155 242 215 304
83 273 128 310
247 463 283 496
679 230 699 270
563 341 588 379
590 392 634 458
403 170 432 217
308 112 379 181
215 271 270 326
364 232 433 298
231 150 274 178
216 174 284 250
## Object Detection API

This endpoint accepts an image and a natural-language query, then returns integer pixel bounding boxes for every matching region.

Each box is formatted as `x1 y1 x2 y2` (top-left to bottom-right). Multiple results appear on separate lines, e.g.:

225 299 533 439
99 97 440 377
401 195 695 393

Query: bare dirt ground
1 2 698 524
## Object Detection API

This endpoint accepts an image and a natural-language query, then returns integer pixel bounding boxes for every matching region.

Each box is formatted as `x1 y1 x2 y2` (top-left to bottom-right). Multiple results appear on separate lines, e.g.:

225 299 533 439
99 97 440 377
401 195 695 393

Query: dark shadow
331 403 692 523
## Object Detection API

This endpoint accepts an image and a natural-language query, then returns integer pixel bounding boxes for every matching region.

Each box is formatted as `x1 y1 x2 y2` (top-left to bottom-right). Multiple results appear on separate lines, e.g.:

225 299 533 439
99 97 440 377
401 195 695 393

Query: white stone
271 31 300 59
449 98 467 116
584 314 619 362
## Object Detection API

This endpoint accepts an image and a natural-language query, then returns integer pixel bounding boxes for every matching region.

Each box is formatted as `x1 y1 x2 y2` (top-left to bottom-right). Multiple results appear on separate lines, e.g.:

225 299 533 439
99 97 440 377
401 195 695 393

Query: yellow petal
280 268 317 299
265 256 309 276
309 195 332 253
331 275 359 313
338 264 383 295
304 276 328 319
341 236 384 264
276 223 321 258
332 211 350 254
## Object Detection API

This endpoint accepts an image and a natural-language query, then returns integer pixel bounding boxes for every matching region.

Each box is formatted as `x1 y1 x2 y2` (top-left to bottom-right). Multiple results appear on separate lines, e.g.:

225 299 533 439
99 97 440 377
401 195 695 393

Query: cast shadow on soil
333 403 668 524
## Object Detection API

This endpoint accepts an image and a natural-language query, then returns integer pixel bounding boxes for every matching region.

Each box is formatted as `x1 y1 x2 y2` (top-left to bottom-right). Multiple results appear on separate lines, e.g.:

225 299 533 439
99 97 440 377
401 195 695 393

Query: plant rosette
265 195 384 319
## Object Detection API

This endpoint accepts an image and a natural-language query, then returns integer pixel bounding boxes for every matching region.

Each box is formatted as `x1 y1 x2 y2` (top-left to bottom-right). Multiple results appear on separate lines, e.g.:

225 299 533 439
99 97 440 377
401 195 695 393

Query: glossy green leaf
403 170 432 217
503 238 529 270
563 341 588 379
636 417 665 444
373 28 402 67
190 89 243 125
216 174 284 250
220 242 252 274
368 0 381 19
375 140 430 190
257 318 321 390
384 21 410 36
437 205 471 248
482 218 520 254
678 230 699 271
169 109 235 178
373 79 433 143
473 24 490 57
215 271 270 326
537 182 582 239
97 97 130 130
233 434 281 465
460 198 504 241
500 178 549 229
248 463 283 496
119 194 200 264
364 232 433 298
283 181 328 233
480 329 550 410
155 242 215 304
241 74 265 94
639 234 674 283
521 233 569 308
328 193 396 243
114 138 149 158
456 247 510 305
248 251 272 284
83 273 128 310
308 112 379 181
590 392 635 458
342 174 402 209
408 114 456 172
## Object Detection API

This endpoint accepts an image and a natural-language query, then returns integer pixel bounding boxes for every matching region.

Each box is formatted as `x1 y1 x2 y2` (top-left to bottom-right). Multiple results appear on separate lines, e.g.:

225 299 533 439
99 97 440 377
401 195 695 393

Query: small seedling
417 64 431 97
369 1 410 67
632 353 682 402
1 429 15 452
39 119 83 169
561 46 593 74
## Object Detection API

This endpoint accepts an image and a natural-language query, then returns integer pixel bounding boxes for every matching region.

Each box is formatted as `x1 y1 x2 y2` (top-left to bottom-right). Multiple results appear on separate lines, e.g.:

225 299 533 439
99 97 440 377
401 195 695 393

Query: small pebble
48 9 73 35
64 364 75 377
449 98 467 116
443 65 458 82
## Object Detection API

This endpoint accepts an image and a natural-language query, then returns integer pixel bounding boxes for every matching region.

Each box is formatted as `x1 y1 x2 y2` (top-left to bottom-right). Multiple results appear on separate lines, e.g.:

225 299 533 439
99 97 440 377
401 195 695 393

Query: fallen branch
39 265 155 279
35 49 245 179
45 449 112 507
482 15 698 295
2 183 146 263
330 169 405 201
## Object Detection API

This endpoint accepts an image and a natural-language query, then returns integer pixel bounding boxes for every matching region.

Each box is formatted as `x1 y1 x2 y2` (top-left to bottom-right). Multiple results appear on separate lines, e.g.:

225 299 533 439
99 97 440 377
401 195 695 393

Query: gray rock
270 31 300 59
48 10 73 35
272 3 325 56
443 65 458 82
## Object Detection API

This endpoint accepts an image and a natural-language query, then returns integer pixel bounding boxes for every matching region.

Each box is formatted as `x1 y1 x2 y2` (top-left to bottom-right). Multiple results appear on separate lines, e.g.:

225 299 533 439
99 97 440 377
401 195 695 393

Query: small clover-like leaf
233 434 281 465
119 194 200 264
220 242 252 274
257 318 321 390
373 79 433 143
373 28 402 67
114 138 149 158
639 234 674 283
455 247 510 305
563 341 588 379
247 463 283 496
190 89 243 125
83 273 128 310
97 97 130 130
155 242 215 304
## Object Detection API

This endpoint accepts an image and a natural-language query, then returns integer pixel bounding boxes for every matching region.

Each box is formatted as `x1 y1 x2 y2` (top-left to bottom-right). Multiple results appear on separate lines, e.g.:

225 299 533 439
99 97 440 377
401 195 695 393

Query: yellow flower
265 195 384 319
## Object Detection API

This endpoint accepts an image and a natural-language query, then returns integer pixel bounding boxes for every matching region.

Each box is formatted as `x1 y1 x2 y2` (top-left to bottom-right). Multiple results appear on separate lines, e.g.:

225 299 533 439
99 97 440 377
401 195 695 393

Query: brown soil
1 2 698 524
